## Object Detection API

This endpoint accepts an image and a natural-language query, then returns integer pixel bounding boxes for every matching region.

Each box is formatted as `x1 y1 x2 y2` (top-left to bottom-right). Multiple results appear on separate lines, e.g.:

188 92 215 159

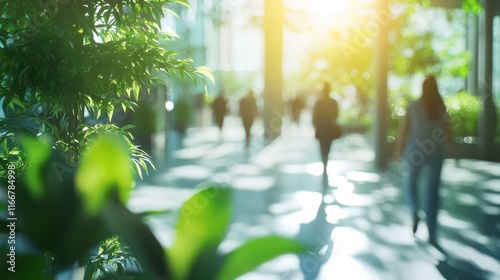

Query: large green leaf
216 236 308 280
21 137 52 198
102 198 170 280
168 187 232 280
75 135 133 215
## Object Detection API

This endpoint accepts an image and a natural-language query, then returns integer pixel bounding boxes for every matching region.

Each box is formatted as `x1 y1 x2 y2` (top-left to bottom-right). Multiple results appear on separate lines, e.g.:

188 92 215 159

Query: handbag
331 121 342 139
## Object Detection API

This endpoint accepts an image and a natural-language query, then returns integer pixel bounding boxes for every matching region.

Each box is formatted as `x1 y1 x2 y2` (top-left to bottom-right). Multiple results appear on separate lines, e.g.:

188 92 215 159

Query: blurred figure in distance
239 90 258 148
212 89 228 140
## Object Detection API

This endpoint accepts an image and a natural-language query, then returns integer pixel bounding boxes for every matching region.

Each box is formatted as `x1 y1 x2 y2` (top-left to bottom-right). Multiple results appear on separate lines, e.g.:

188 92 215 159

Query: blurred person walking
312 82 341 190
393 75 458 248
289 93 306 125
211 90 228 139
239 90 258 148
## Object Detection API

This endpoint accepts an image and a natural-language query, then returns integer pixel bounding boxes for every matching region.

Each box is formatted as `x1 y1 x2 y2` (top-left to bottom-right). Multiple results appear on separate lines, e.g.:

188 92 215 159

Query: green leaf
133 160 143 179
121 124 135 131
195 66 215 85
101 199 171 279
75 134 134 215
139 159 148 173
137 208 171 219
107 104 114 122
216 236 308 280
21 137 52 199
132 81 141 101
172 0 192 8
169 187 232 280
12 97 25 109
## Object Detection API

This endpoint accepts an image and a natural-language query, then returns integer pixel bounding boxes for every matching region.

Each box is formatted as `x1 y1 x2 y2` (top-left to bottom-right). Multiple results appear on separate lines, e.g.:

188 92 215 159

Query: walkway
131 115 500 280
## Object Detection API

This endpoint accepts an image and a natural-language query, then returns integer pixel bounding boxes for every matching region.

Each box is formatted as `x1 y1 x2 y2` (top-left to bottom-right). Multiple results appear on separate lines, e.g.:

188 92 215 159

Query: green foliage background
0 0 210 167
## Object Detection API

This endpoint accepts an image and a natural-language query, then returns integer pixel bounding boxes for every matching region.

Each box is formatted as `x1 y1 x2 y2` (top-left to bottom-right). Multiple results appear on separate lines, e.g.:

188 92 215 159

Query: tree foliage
291 0 475 132
0 0 211 166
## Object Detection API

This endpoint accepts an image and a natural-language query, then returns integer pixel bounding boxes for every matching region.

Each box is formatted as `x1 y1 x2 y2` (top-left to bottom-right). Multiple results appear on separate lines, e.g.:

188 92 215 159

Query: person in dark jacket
239 90 258 147
312 82 340 188
212 90 228 137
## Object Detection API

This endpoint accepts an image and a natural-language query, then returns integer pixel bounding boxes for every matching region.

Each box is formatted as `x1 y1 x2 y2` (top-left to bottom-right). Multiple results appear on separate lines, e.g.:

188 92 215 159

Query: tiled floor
131 115 500 280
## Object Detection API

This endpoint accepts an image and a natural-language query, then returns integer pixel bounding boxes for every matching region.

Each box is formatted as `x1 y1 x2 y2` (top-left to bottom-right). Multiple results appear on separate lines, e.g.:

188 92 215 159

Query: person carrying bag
312 82 341 190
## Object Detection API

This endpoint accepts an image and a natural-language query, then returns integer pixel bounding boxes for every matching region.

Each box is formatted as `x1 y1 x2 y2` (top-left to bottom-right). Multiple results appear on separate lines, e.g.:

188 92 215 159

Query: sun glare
285 0 373 32
286 0 349 15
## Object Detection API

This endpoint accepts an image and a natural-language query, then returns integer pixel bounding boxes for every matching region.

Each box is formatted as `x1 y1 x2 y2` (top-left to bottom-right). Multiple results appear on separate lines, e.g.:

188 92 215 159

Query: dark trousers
242 119 253 146
319 139 333 173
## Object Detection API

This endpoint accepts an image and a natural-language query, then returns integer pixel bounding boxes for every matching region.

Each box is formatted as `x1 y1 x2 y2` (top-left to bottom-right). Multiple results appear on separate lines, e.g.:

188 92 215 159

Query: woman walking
393 75 457 247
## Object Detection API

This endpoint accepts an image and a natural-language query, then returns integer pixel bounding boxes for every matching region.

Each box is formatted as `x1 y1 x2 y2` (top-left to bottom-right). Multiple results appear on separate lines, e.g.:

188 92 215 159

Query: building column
374 0 389 169
263 0 283 140
478 0 497 160
192 0 206 65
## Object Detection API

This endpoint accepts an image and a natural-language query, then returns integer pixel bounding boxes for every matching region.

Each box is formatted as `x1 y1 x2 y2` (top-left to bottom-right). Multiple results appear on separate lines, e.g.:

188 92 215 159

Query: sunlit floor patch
346 171 381 183
269 199 302 216
455 193 479 205
480 179 500 192
281 150 310 162
459 230 490 246
373 224 414 246
439 211 474 230
280 163 309 174
277 191 323 223
306 161 342 176
274 191 326 235
331 227 369 255
335 150 375 163
173 144 213 159
203 143 242 160
325 204 342 224
231 176 275 190
397 260 445 280
319 255 387 280
128 186 193 213
327 174 349 188
481 193 500 205
441 168 480 184
443 239 500 277
168 165 213 180
336 180 355 192
232 164 263 176
466 159 500 176
323 194 335 204
333 189 377 206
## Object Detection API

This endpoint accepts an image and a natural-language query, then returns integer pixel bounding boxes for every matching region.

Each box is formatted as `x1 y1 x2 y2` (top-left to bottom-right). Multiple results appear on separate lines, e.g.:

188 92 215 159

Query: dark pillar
263 0 283 140
374 0 389 169
478 0 497 161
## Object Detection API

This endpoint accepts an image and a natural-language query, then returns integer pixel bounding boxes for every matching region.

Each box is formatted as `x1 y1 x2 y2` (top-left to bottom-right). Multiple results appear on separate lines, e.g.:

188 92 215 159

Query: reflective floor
131 115 500 280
